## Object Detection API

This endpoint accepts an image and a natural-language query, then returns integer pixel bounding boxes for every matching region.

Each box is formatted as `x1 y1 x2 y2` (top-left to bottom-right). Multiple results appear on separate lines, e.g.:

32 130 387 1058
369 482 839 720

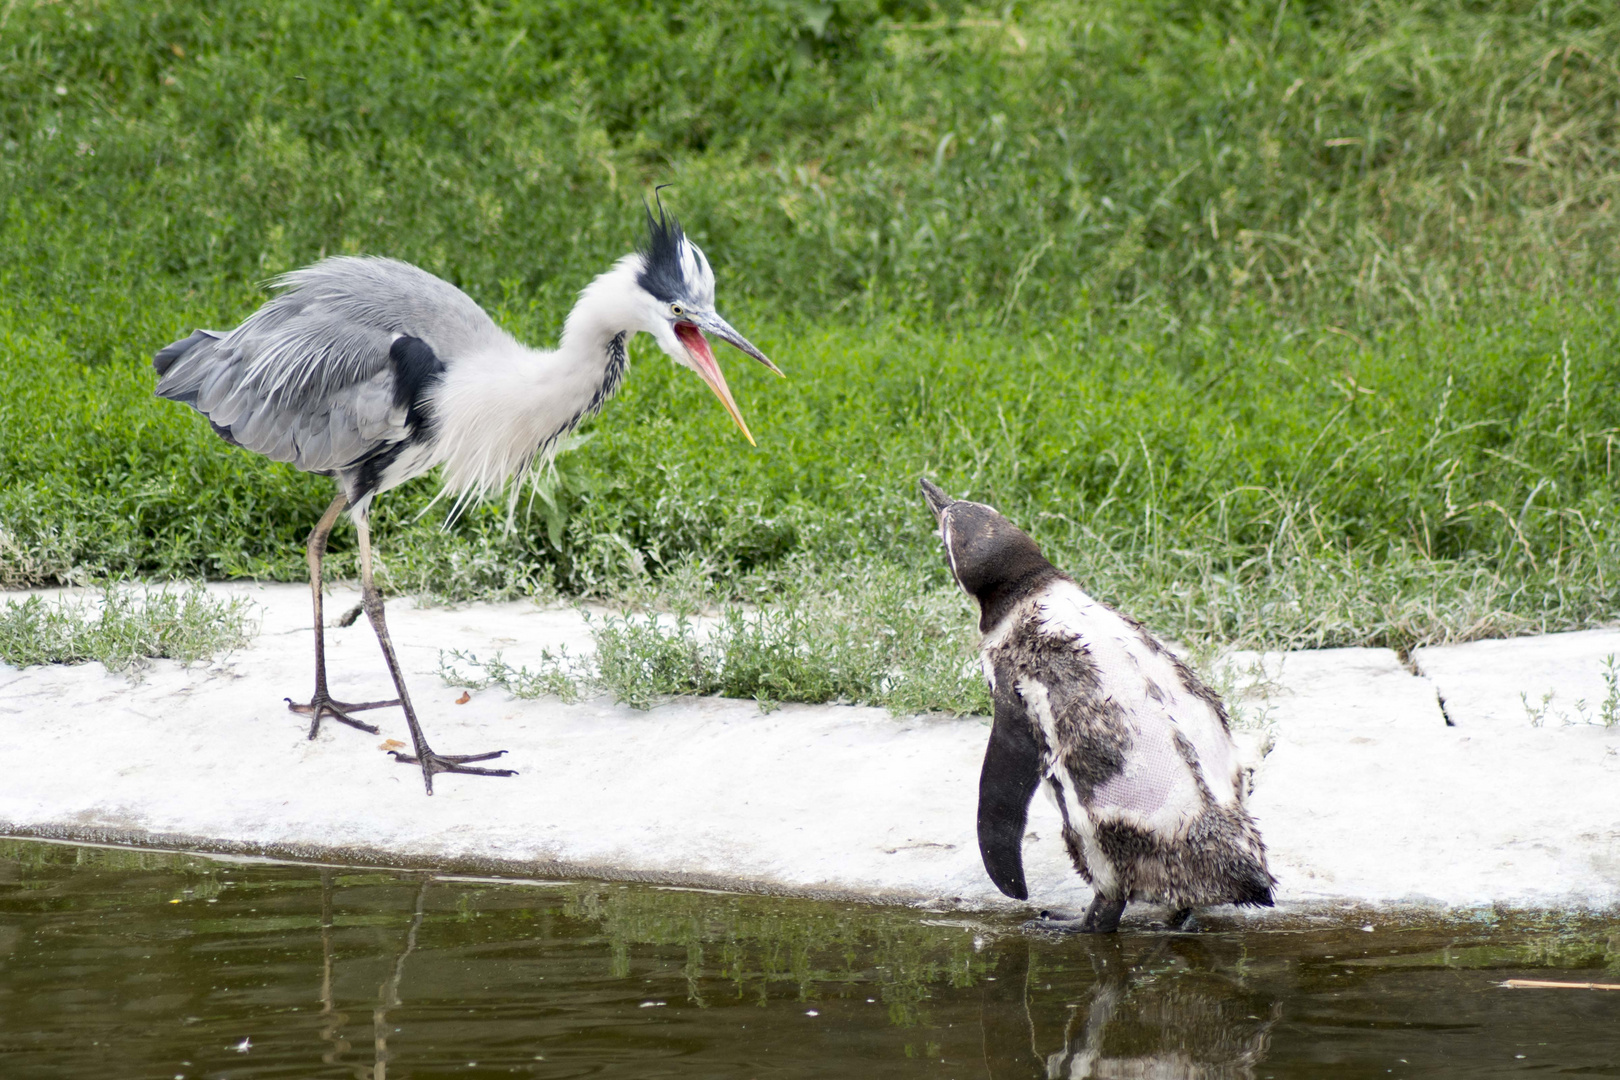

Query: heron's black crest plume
637 196 688 304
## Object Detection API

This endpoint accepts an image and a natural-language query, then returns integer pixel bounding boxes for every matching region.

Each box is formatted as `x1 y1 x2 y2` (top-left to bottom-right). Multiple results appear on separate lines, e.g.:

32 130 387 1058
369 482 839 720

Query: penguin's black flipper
978 679 1043 901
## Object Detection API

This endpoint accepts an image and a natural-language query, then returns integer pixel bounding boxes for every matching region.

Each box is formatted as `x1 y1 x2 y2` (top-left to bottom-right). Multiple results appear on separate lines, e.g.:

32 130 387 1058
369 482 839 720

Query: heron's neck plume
429 261 643 514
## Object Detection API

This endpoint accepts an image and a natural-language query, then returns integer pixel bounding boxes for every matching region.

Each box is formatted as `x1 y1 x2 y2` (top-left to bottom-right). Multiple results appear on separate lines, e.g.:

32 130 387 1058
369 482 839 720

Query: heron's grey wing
154 312 407 472
263 256 504 379
152 257 484 473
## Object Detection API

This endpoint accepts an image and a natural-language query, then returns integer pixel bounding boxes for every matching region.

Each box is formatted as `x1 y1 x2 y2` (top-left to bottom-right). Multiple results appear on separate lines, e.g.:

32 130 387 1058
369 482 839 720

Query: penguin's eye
671 303 685 317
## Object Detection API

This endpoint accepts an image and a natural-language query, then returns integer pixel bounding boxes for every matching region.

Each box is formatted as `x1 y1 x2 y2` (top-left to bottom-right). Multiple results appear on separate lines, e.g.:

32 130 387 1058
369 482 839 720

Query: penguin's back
986 577 1273 907
1036 580 1237 805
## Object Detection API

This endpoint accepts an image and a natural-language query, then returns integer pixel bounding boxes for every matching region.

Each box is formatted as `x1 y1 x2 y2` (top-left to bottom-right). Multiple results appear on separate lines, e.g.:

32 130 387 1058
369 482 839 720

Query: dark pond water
0 838 1616 1079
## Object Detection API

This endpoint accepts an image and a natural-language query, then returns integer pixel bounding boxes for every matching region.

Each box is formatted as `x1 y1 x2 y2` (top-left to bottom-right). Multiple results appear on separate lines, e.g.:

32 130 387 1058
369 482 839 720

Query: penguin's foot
1023 897 1127 935
1078 896 1126 933
1023 908 1087 934
1165 907 1199 932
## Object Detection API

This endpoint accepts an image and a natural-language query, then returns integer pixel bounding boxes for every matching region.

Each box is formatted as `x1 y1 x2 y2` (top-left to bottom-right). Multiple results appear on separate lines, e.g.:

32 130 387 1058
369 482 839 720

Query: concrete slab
1240 646 1620 907
0 583 1091 911
2 584 1617 914
1414 628 1620 730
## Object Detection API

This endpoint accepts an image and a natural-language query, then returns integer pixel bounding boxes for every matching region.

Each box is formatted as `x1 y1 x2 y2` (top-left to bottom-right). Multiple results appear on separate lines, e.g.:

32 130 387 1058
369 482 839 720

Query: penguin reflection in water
920 479 1274 933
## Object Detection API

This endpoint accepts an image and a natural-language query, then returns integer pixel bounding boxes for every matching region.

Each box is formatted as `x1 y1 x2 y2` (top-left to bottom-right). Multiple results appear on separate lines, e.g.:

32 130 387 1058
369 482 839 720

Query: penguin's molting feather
920 479 1274 926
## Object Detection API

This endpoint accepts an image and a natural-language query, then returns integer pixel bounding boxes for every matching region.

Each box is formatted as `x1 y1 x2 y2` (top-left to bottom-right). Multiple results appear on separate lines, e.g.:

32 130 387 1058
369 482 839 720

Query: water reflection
309 872 446 1080
982 938 1280 1080
317 869 352 1070
0 838 1616 1079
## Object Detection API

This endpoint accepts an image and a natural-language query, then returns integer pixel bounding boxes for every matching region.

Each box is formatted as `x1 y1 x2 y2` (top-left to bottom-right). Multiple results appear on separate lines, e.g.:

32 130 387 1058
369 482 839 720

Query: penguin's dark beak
920 478 954 521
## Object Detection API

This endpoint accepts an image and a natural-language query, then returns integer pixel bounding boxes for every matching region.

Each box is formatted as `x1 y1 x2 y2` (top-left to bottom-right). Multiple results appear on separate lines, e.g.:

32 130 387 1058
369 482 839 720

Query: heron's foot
287 693 400 739
389 748 516 794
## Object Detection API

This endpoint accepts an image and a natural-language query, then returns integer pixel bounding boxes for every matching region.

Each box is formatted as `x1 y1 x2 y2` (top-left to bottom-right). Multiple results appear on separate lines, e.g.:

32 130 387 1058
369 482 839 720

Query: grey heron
153 207 780 793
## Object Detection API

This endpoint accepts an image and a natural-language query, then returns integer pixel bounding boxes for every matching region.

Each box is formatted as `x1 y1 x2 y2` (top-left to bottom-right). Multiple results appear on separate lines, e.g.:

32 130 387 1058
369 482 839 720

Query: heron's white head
630 204 782 445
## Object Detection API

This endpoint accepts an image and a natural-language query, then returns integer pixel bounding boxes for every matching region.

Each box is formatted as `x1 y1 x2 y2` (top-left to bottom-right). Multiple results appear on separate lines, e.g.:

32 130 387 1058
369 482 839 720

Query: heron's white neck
557 256 649 361
430 258 649 507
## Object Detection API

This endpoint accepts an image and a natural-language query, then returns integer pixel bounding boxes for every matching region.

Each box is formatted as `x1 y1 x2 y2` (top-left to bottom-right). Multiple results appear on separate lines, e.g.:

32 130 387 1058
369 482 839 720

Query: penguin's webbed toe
1020 914 1093 936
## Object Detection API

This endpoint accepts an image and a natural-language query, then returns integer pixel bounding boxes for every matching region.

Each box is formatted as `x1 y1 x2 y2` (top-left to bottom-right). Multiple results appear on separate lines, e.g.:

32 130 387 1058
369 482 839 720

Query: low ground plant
1517 654 1620 729
0 583 255 671
444 566 988 713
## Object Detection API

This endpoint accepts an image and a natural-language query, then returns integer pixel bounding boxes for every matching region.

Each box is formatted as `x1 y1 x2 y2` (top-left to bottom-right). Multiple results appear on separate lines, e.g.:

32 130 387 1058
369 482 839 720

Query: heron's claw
287 693 400 739
389 748 516 794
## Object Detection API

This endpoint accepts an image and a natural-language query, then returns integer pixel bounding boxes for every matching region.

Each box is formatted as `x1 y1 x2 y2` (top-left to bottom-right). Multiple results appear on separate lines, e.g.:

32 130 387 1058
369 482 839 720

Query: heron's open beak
693 311 784 378
673 313 782 446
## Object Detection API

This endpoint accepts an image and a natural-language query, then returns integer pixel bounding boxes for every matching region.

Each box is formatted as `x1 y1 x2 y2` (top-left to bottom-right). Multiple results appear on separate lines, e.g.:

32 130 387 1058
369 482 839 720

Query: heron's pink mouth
674 321 753 445
673 321 712 365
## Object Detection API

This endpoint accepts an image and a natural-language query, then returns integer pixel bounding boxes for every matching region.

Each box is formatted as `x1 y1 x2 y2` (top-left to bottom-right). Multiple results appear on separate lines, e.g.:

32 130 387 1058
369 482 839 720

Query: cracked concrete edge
1411 628 1620 730
1214 633 1620 734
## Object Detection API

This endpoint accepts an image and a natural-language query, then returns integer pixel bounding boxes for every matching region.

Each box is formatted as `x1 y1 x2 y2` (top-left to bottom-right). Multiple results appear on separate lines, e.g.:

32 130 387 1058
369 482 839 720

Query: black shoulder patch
352 439 404 501
636 203 687 303
977 669 1044 901
389 335 445 440
1001 616 1130 803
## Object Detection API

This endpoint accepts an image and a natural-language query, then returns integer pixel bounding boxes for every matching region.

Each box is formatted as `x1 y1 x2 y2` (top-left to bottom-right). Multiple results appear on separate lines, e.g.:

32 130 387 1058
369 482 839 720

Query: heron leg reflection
316 868 355 1071
372 877 430 1080
288 493 400 737
352 515 516 795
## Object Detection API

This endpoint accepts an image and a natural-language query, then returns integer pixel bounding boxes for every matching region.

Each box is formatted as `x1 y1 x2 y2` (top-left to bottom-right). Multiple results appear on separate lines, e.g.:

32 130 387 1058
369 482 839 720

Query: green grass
442 564 989 713
6 0 1619 321
2 1 1618 710
0 583 255 671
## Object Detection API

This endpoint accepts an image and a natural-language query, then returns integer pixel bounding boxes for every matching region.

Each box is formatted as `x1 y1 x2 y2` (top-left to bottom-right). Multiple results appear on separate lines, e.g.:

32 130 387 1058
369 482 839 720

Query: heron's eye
671 303 684 317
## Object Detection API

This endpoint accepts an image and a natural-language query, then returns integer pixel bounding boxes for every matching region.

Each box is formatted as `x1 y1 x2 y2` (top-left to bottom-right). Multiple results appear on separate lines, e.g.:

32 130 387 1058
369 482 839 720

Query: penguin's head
920 479 1058 621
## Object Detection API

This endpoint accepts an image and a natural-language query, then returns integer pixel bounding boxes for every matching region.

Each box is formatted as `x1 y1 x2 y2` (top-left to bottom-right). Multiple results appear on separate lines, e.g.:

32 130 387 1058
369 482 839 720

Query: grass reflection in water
0 838 1616 1079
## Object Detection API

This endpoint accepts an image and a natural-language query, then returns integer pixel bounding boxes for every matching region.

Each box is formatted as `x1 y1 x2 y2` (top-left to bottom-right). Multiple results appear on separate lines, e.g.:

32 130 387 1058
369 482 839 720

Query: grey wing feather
153 257 498 474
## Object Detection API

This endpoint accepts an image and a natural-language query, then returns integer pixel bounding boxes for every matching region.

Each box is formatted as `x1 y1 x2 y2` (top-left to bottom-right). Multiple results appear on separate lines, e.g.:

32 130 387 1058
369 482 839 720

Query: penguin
920 479 1275 933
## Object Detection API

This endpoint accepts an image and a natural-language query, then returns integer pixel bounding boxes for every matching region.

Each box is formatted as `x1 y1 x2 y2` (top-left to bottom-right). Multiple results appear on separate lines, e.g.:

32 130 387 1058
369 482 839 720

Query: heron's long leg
288 492 401 738
353 515 515 795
